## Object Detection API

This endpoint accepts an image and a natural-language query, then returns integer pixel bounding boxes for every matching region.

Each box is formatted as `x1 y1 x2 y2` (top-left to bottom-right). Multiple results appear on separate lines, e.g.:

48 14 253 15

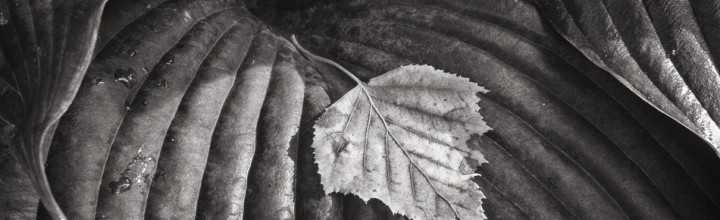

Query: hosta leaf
0 0 109 219
534 0 720 210
311 64 491 220
533 0 720 153
43 1 256 218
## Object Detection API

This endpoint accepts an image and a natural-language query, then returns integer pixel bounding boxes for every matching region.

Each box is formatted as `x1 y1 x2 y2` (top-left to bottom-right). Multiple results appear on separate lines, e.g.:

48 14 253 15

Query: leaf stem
290 35 365 86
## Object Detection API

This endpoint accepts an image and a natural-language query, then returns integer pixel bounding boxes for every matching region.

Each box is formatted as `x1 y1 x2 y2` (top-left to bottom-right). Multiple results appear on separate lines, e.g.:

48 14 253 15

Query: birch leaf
312 64 491 220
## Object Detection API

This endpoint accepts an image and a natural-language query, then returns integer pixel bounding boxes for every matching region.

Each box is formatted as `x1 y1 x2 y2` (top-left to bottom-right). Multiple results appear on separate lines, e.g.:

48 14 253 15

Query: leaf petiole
290 35 366 87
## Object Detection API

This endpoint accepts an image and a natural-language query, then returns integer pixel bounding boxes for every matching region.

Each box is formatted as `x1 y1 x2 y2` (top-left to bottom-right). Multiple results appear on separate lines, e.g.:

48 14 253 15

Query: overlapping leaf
534 0 720 153
0 1 109 219
312 65 490 220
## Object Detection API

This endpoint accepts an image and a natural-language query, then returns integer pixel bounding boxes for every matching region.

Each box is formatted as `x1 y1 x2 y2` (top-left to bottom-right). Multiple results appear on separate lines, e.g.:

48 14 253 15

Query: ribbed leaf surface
0 0 718 219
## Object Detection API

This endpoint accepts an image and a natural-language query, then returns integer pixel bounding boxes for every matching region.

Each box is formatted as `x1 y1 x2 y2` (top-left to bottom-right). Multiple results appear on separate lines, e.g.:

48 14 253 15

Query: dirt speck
0 13 8 26
114 68 137 88
109 146 154 194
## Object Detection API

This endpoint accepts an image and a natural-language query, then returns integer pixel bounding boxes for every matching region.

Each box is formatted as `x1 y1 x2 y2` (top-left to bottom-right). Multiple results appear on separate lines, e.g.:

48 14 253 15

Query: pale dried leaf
312 64 490 220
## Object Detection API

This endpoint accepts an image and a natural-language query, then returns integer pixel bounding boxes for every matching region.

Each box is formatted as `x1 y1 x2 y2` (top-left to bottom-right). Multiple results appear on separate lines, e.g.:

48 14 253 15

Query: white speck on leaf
0 13 8 26
183 11 192 22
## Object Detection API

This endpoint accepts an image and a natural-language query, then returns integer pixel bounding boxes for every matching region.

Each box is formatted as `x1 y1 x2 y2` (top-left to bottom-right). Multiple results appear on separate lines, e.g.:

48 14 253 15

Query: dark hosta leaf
534 0 720 153
534 0 720 213
2 0 300 219
41 0 260 218
195 29 274 219
0 0 109 219
253 0 720 218
2 0 313 219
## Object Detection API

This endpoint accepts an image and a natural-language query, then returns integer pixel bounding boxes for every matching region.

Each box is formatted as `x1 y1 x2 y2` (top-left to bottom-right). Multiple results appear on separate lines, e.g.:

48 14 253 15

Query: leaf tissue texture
0 0 109 219
3 0 720 219
312 64 490 220
534 0 720 154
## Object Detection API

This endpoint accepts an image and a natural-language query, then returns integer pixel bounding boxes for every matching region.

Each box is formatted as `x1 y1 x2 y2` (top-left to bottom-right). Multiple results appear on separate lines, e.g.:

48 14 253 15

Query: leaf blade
0 1 110 219
313 64 489 220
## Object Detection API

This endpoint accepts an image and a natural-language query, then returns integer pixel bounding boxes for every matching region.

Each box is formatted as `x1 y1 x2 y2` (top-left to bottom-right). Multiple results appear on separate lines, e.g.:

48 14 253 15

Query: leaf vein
384 131 394 194
410 164 418 203
362 104 372 173
371 94 483 127
406 150 455 171
385 119 458 152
